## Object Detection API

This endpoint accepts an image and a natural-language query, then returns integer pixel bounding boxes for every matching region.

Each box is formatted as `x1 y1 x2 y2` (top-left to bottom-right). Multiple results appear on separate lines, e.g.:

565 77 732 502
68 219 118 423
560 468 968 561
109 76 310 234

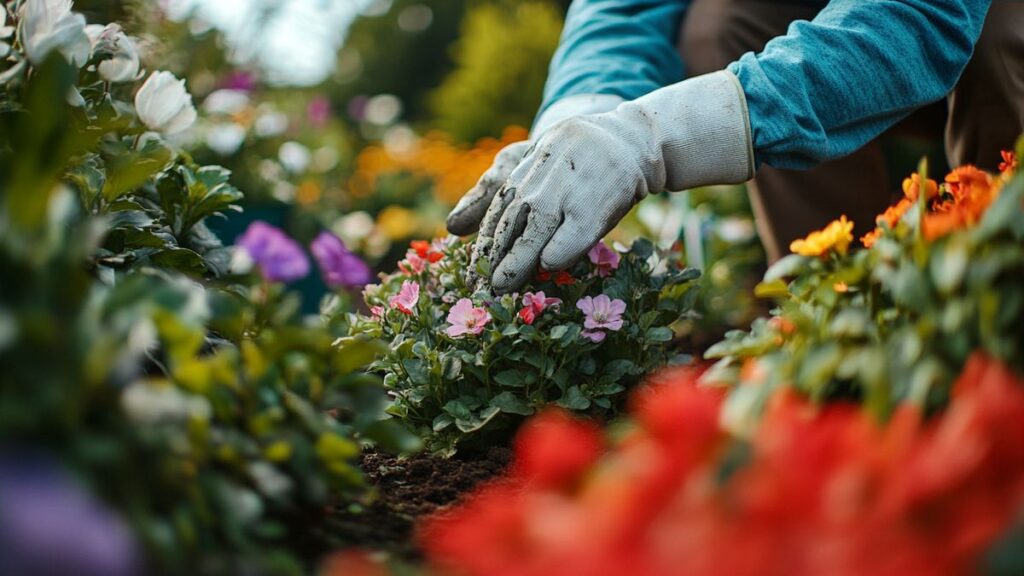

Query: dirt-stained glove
446 94 625 236
475 70 756 293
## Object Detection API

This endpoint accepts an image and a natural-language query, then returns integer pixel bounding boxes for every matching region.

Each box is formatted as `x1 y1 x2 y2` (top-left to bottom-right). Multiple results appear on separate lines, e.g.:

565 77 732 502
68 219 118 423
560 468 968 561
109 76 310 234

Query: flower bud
86 23 139 83
134 71 197 134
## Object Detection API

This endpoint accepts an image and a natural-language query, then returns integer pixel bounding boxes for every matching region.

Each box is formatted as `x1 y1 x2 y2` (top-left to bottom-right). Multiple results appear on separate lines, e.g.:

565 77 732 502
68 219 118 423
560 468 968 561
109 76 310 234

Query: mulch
320 446 513 560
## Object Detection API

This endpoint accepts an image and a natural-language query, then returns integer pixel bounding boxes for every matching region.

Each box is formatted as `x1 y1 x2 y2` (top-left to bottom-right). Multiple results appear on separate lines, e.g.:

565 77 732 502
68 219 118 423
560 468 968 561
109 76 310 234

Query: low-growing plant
347 236 700 453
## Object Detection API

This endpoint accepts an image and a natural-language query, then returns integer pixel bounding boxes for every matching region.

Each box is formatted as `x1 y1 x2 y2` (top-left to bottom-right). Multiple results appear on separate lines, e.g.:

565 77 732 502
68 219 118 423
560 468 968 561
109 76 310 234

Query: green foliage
429 1 563 142
0 6 415 574
347 238 699 454
705 155 1024 433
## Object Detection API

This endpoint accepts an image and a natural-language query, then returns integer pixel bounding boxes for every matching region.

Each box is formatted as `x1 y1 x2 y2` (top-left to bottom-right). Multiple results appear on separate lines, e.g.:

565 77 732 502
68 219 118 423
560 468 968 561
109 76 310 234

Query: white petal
162 101 197 135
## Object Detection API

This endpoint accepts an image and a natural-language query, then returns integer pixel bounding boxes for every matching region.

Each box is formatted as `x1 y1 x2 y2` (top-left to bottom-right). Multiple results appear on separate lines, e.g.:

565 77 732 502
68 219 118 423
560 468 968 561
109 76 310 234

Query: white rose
86 23 139 83
19 0 90 67
135 71 197 134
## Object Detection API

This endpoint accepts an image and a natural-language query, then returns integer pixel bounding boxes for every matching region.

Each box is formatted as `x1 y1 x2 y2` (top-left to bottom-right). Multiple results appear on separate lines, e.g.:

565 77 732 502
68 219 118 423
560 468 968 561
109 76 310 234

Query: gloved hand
472 70 756 293
446 94 625 236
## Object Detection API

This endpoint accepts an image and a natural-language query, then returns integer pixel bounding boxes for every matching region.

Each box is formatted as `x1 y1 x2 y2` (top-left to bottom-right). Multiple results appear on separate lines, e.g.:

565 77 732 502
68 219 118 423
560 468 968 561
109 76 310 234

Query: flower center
593 311 608 323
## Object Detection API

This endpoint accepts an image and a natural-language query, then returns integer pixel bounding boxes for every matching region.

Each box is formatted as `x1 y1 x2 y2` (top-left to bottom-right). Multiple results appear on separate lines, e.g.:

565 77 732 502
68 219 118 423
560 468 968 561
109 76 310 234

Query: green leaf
493 369 528 388
557 386 591 411
763 254 807 282
645 327 674 343
754 279 790 299
490 392 534 416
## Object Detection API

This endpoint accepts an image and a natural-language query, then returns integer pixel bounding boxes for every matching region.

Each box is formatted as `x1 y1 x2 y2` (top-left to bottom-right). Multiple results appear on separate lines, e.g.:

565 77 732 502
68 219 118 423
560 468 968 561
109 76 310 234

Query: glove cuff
532 94 625 137
624 70 755 191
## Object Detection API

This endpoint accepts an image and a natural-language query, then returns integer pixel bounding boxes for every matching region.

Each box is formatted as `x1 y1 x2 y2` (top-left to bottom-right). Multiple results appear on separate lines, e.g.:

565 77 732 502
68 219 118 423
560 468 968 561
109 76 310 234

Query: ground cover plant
0 2 415 574
347 237 700 453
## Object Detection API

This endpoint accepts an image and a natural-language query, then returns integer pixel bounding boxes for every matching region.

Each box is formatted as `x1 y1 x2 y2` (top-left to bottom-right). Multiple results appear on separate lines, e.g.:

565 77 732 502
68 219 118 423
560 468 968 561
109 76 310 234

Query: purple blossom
576 294 626 342
220 71 256 92
0 455 142 576
236 221 310 283
307 96 332 127
310 231 372 288
588 242 621 278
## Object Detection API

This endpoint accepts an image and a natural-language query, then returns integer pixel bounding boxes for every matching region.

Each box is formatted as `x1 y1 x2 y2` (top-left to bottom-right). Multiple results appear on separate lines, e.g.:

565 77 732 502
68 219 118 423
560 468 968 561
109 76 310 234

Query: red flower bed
421 356 1024 576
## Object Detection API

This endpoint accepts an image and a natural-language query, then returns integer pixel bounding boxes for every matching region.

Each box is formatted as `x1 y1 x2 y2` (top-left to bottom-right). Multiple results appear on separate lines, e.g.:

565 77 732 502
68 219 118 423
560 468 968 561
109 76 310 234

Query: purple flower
307 96 332 127
0 455 141 576
588 242 621 278
576 294 626 343
310 231 372 288
221 70 256 92
236 221 310 283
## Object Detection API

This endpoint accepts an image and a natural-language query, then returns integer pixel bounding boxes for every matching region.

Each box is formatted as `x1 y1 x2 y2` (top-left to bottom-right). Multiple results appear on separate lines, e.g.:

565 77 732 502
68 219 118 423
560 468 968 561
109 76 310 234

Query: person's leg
946 1 1024 170
681 0 896 262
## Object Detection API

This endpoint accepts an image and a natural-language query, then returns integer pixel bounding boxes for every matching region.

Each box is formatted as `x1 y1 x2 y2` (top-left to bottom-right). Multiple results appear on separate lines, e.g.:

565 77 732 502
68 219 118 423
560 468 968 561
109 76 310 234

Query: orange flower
999 150 1018 175
833 281 849 293
789 215 854 257
902 173 939 202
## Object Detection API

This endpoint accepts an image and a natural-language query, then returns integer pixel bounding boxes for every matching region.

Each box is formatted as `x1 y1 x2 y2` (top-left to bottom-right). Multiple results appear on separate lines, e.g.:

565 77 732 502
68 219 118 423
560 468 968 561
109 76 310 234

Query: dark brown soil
320 447 512 560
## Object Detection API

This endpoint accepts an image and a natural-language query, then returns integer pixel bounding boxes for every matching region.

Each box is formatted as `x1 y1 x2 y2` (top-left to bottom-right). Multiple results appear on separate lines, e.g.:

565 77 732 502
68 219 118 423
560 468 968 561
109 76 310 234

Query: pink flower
370 306 385 319
399 252 427 276
446 299 492 338
518 292 562 325
389 281 420 315
588 242 621 278
577 294 626 342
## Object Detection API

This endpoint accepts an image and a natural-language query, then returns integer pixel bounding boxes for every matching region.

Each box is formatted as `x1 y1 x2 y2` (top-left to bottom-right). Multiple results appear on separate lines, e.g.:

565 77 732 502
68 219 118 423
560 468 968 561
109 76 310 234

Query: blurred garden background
74 0 765 331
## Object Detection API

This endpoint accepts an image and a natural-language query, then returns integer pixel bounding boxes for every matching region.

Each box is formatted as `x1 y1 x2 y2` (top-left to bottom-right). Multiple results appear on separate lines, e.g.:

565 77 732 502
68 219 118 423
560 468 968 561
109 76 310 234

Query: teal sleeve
540 0 691 115
729 0 993 169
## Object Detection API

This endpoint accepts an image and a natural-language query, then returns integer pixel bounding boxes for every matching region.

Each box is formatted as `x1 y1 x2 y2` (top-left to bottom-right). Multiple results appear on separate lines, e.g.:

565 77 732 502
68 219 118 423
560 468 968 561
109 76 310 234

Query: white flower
19 0 90 67
278 141 311 173
205 122 246 156
135 71 197 134
85 23 139 83
202 89 250 115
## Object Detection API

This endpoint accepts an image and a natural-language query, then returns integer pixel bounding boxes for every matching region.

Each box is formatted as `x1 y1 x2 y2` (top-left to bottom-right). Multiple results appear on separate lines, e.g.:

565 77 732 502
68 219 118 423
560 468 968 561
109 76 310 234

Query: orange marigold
789 215 854 257
902 173 939 202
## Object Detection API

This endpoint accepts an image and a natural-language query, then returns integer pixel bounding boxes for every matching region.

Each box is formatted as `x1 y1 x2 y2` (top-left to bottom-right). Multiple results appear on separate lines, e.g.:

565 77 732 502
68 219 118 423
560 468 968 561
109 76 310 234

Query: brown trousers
679 1 1024 261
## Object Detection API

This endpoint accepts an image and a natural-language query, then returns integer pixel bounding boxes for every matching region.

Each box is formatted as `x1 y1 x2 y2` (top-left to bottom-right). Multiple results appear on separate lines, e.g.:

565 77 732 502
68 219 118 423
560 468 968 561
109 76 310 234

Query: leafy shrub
704 150 1024 429
347 237 699 453
0 3 414 573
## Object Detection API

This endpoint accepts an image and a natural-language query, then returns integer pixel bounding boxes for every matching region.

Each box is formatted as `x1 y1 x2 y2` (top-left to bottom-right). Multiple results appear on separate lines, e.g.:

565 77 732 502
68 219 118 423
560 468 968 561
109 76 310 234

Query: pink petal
609 299 627 316
576 297 594 316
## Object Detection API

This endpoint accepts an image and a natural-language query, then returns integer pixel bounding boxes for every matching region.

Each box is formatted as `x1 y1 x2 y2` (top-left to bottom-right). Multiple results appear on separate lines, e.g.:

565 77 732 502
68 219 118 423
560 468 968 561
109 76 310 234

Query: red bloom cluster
411 240 445 264
421 356 1024 576
535 269 575 286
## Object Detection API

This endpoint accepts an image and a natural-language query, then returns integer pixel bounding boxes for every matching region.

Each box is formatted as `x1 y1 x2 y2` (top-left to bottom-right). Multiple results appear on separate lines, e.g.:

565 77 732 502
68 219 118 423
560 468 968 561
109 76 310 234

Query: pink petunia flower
588 243 621 278
518 292 562 325
389 281 420 315
399 252 427 276
446 299 492 338
576 295 626 342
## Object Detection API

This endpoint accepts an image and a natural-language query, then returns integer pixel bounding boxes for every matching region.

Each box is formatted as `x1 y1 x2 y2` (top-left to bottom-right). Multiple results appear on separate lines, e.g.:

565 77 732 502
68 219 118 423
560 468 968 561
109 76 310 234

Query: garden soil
321 446 512 560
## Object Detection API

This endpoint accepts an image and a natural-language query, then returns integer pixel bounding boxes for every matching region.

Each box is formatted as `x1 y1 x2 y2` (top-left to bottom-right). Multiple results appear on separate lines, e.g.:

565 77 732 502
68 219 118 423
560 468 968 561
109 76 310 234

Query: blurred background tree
429 0 564 143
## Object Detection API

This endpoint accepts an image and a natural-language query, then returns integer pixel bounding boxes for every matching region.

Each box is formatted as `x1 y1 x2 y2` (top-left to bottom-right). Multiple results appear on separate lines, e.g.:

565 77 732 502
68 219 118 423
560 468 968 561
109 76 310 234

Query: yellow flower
789 215 854 257
377 205 419 240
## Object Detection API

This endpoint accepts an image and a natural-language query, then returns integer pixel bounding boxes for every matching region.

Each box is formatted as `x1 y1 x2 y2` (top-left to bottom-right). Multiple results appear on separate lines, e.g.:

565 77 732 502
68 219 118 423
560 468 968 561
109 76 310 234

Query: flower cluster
235 220 371 289
348 236 699 453
706 149 1024 422
422 355 1024 576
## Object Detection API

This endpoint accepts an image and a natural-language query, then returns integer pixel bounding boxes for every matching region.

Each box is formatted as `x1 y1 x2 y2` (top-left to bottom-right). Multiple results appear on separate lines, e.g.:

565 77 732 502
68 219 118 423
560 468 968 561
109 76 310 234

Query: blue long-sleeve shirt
540 0 992 169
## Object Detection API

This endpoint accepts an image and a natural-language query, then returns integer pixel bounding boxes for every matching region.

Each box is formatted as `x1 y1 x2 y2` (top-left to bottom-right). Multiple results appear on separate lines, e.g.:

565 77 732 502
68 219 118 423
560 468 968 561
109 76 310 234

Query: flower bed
420 152 1024 575
348 238 700 453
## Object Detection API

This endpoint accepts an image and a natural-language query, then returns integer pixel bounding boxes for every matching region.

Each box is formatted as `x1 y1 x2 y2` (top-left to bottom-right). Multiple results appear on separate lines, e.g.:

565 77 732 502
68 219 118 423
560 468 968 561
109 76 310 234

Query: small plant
347 237 700 453
704 148 1024 432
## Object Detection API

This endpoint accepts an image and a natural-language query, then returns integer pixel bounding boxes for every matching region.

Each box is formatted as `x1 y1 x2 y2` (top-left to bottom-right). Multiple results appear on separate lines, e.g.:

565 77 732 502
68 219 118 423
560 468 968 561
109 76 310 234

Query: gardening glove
446 94 625 236
474 70 756 293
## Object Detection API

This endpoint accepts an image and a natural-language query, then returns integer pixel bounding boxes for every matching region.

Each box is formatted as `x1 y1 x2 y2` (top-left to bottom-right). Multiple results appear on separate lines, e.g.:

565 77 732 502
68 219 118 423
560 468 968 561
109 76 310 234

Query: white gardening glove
446 94 624 236
475 70 756 293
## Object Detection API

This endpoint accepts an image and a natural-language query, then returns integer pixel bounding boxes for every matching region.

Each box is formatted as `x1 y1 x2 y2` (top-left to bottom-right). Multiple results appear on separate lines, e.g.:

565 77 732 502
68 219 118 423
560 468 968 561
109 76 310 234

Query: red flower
410 239 444 263
553 271 575 286
513 409 604 491
518 307 536 325
999 150 1018 175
